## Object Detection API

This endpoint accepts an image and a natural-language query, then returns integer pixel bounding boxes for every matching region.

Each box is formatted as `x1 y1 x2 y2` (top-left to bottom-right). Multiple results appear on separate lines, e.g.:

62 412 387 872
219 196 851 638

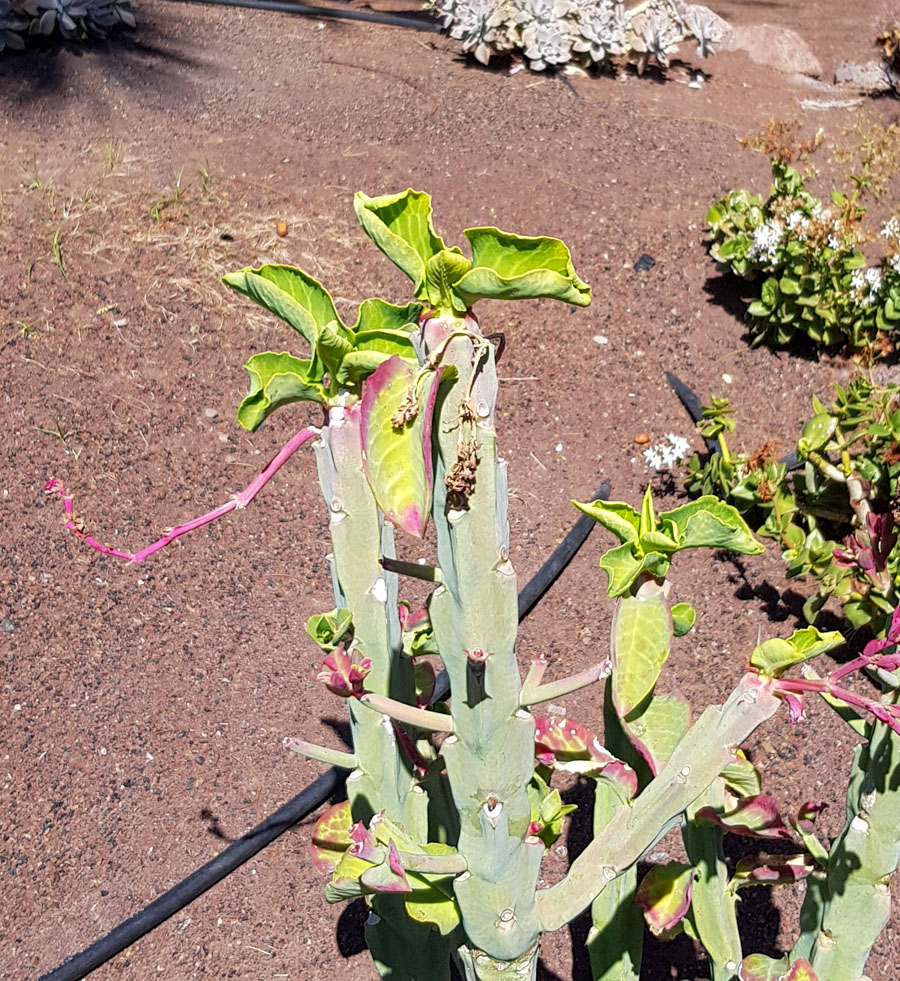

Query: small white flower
881 217 900 239
850 269 865 291
747 220 783 264
786 210 805 231
827 235 839 249
643 433 691 472
890 255 900 274
865 267 883 290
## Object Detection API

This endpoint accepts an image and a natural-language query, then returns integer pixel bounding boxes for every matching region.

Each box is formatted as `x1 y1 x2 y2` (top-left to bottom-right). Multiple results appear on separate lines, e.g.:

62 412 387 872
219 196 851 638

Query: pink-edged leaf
309 800 353 875
635 862 694 936
360 839 412 893
782 690 806 723
622 693 690 775
695 795 794 840
316 644 372 698
732 852 817 887
601 760 639 800
360 355 443 538
348 820 380 863
739 954 790 981
534 716 617 775
784 959 819 981
795 801 827 835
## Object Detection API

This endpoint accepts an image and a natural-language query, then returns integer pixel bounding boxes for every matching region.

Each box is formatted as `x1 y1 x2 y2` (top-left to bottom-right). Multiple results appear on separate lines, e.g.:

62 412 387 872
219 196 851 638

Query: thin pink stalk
44 425 319 564
775 676 900 736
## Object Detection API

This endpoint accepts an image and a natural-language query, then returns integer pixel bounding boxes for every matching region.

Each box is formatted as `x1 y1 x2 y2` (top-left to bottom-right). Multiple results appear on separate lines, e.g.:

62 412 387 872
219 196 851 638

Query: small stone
634 433 650 445
1 617 14 634
204 408 218 420
722 373 733 384
592 334 608 345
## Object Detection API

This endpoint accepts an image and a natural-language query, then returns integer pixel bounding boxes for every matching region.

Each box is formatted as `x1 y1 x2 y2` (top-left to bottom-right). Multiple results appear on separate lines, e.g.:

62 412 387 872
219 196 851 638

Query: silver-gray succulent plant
429 0 727 73
0 0 133 52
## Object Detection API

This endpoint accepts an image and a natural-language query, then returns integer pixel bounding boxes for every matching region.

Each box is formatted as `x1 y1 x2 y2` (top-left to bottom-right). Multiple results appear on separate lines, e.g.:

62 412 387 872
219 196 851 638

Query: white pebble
722 373 733 384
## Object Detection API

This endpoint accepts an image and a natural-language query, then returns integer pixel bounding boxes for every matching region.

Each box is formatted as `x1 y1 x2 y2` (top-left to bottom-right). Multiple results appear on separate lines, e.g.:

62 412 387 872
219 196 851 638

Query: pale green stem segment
537 674 782 931
316 402 458 978
453 942 539 981
423 313 544 963
683 788 742 981
794 713 900 980
284 737 358 771
587 780 642 981
315 403 422 829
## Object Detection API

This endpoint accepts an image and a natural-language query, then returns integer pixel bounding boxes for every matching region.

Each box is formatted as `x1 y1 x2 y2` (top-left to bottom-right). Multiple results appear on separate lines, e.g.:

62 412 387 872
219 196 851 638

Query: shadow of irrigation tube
38 480 610 981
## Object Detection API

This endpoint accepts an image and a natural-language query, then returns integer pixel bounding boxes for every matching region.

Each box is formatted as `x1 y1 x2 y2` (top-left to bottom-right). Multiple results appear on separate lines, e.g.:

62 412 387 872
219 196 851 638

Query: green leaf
635 862 694 936
611 592 672 718
307 608 353 652
624 693 690 773
309 800 353 875
750 626 844 676
660 497 765 555
573 498 640 543
739 954 791 981
456 226 591 308
720 752 762 797
671 602 695 636
224 265 343 355
424 249 473 312
361 356 444 538
316 321 354 376
800 413 837 451
600 543 667 597
237 352 326 430
354 189 446 299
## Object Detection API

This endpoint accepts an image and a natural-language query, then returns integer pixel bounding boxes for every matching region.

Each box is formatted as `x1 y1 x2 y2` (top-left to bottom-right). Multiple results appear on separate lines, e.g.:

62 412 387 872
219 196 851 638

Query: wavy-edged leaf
732 852 816 888
534 715 620 775
223 264 343 354
309 800 353 875
361 356 444 538
574 498 641 543
307 608 353 652
660 496 765 555
352 297 423 336
611 592 673 718
750 626 844 677
623 693 690 774
719 751 762 798
695 795 793 840
456 227 591 307
600 543 671 597
635 862 694 936
237 351 326 430
354 189 446 298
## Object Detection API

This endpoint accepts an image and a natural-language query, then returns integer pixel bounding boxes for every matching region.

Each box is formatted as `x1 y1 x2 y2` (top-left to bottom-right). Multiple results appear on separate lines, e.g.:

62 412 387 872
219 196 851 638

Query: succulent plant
430 0 727 73
0 0 28 50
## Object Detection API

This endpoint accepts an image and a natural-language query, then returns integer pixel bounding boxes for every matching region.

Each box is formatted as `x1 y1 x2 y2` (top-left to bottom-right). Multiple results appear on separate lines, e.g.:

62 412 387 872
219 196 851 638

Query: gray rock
723 23 822 78
834 59 899 93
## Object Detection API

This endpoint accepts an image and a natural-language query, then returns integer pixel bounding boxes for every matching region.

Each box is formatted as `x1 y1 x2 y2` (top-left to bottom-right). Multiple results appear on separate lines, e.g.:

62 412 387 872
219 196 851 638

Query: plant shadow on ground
703 273 830 364
0 25 203 101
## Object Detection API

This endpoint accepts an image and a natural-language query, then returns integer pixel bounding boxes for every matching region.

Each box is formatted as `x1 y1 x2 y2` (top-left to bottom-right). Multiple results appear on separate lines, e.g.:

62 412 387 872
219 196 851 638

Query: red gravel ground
2 1 899 978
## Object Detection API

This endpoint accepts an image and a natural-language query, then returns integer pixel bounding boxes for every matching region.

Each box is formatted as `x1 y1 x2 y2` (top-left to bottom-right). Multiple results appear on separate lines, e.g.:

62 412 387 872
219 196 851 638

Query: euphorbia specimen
48 191 900 981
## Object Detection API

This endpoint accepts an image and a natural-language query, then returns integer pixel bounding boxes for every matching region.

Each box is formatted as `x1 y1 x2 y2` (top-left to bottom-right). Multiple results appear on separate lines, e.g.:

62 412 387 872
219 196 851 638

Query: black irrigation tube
39 480 611 981
666 371 801 471
162 0 441 32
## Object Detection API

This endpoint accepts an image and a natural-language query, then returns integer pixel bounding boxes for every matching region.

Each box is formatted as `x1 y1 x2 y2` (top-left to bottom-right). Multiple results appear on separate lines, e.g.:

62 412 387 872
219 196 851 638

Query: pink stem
776 676 900 735
44 425 319 564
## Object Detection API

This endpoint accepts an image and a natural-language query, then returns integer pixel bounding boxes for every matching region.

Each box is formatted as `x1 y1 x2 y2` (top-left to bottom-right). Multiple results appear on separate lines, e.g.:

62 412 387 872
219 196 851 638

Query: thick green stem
684 789 742 981
423 313 543 962
794 713 900 979
537 674 782 931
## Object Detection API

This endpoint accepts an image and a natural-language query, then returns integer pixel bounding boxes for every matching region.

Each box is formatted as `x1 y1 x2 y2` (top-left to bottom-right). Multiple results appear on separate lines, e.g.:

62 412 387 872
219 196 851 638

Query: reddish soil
2 2 900 978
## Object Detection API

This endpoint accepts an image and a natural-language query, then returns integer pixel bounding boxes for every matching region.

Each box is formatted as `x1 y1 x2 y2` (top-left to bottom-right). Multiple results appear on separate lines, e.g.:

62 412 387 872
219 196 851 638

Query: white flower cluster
0 0 133 48
747 219 783 264
851 266 884 306
430 0 727 71
881 217 900 240
643 433 692 471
